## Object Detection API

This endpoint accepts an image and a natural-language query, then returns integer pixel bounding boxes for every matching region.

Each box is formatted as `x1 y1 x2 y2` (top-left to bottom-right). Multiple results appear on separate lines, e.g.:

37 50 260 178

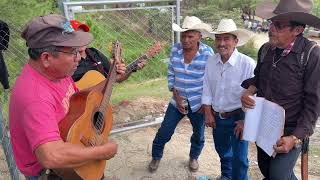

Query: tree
313 0 320 18
231 0 262 20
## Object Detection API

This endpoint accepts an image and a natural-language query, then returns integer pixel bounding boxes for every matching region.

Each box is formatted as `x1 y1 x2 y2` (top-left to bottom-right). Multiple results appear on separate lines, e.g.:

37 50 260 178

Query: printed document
243 96 285 156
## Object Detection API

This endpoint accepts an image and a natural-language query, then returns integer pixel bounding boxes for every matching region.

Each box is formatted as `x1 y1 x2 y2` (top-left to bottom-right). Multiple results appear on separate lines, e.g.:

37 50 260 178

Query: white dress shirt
202 49 256 112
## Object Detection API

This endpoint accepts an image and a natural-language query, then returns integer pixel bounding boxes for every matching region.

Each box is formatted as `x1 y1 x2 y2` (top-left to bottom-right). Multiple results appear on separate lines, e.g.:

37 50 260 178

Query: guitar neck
125 54 148 75
99 67 117 112
99 41 122 112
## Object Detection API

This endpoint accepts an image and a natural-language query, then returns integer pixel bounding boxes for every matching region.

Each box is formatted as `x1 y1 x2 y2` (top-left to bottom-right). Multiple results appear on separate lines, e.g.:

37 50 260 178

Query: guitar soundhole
93 111 104 134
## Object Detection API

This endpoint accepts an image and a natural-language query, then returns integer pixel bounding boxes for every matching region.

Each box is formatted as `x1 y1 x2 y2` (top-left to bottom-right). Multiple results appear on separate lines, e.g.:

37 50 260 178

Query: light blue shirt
168 42 214 112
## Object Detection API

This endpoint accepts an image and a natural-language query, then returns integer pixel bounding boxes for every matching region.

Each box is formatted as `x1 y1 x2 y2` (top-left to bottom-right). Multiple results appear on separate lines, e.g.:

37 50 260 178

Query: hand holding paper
243 96 285 157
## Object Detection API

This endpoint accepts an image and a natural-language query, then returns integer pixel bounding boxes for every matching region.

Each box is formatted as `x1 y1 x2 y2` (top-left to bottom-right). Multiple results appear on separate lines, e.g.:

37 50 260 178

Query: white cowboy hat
204 19 253 47
172 16 213 33
256 0 320 29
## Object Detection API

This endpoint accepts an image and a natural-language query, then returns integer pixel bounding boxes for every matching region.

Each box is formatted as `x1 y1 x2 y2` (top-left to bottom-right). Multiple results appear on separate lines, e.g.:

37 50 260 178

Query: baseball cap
21 14 93 48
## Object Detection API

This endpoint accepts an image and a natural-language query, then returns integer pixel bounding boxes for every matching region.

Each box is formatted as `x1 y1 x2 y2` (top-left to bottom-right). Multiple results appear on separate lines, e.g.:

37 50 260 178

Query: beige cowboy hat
172 16 213 33
204 19 253 47
256 0 320 29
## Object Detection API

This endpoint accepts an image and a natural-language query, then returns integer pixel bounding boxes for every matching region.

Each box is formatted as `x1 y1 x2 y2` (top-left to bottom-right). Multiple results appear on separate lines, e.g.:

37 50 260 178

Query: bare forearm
36 141 117 169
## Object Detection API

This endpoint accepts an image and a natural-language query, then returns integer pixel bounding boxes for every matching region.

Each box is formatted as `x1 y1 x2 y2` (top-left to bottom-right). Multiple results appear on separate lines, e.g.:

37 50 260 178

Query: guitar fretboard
125 54 148 74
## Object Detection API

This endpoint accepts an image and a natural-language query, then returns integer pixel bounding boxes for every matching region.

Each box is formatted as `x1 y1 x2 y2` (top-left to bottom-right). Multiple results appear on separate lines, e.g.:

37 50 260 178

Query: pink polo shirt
9 64 77 176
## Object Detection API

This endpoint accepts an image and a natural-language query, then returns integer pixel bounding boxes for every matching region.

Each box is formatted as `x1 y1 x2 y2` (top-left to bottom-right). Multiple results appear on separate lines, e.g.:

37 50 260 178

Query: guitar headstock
112 40 123 63
145 42 162 59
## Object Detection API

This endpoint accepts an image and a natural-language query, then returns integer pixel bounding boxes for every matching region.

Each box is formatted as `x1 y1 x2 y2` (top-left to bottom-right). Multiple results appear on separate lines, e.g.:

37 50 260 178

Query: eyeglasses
55 49 79 58
268 20 291 31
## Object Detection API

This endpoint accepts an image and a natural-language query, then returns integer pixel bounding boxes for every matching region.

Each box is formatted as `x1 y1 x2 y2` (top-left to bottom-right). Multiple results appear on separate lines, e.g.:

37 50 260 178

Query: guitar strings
90 44 162 142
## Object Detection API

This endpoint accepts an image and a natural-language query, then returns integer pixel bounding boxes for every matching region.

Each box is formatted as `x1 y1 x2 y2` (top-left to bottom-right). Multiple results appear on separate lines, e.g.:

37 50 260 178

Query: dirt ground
103 97 320 180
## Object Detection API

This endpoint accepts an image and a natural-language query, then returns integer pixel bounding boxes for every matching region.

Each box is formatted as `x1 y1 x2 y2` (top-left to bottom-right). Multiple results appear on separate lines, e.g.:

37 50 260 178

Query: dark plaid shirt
242 35 320 139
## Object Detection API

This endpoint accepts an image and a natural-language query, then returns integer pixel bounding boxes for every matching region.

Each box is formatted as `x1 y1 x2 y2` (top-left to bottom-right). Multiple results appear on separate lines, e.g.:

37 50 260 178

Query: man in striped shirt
148 16 214 172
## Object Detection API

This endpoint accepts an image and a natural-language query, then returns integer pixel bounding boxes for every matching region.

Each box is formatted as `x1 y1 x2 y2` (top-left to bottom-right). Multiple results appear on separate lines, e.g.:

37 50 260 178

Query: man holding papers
202 19 255 180
241 0 320 179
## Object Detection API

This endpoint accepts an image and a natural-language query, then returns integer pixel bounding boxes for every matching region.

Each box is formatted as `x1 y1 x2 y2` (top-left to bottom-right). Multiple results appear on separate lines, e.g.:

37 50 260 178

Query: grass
111 78 171 104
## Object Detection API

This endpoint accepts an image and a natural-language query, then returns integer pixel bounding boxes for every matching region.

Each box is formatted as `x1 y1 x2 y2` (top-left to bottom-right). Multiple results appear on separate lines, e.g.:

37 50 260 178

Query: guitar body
57 89 113 180
76 70 106 90
55 41 162 179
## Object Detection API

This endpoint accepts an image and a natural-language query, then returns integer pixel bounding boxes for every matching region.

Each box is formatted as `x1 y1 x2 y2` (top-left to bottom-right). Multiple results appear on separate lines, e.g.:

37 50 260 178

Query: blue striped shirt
168 42 214 112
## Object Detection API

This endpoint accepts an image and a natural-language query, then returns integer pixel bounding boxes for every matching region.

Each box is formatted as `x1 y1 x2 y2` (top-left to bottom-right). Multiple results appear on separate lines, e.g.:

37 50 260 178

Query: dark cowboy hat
256 0 320 29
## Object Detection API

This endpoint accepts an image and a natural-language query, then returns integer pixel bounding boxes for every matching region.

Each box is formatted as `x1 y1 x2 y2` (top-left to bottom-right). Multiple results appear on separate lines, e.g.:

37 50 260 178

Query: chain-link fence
0 0 180 179
0 17 29 180
62 0 178 84
61 0 180 126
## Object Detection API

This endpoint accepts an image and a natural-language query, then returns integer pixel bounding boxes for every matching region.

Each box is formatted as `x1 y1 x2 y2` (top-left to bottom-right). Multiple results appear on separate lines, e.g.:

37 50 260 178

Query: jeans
213 112 248 180
257 145 301 180
25 176 39 180
152 103 205 160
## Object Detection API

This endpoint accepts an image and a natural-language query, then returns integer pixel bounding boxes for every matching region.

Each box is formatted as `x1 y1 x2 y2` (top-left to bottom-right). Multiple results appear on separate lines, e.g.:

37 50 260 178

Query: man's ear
39 52 51 68
294 26 305 36
198 32 202 40
235 38 239 45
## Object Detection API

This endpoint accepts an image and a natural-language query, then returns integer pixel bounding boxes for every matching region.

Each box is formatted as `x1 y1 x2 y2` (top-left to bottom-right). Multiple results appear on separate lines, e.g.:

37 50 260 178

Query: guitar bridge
80 135 105 147
80 136 95 147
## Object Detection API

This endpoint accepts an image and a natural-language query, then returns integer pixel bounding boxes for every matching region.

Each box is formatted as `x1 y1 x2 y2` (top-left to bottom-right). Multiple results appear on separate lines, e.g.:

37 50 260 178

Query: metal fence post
176 0 181 43
0 103 20 180
62 0 74 20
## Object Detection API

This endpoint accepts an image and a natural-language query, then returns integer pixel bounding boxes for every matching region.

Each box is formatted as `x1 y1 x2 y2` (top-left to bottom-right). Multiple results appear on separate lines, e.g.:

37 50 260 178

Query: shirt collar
216 48 239 66
290 35 305 54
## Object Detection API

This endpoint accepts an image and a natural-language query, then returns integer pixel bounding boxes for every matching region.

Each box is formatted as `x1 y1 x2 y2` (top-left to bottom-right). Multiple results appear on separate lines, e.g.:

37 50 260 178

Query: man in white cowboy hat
202 19 255 180
241 0 320 179
148 16 214 173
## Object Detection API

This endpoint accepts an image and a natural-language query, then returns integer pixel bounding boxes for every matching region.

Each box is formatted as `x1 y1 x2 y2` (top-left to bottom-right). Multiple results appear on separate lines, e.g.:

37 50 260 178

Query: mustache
217 46 226 49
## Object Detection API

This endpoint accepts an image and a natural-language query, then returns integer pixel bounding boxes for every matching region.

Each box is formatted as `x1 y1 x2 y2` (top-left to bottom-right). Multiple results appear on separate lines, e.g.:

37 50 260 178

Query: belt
214 108 243 119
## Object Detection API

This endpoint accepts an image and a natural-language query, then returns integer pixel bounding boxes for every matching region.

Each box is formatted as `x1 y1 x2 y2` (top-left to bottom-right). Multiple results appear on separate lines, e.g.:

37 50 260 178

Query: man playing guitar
9 15 120 180
70 20 146 84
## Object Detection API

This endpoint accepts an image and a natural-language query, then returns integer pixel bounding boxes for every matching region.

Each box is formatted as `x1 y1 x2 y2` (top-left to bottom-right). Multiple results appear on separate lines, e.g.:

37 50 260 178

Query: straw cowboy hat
256 0 320 29
172 16 213 33
204 19 253 47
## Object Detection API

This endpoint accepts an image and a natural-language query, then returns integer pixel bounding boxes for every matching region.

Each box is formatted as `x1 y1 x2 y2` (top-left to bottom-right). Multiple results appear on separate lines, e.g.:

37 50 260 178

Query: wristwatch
291 135 302 148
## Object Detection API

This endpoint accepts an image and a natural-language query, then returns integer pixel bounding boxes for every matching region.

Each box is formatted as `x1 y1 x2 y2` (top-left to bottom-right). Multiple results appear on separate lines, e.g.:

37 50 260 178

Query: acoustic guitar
56 41 123 179
75 42 162 90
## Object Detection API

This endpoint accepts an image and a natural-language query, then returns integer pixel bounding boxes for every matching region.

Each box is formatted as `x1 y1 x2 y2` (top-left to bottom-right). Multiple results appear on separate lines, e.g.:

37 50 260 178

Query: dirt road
104 118 320 180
